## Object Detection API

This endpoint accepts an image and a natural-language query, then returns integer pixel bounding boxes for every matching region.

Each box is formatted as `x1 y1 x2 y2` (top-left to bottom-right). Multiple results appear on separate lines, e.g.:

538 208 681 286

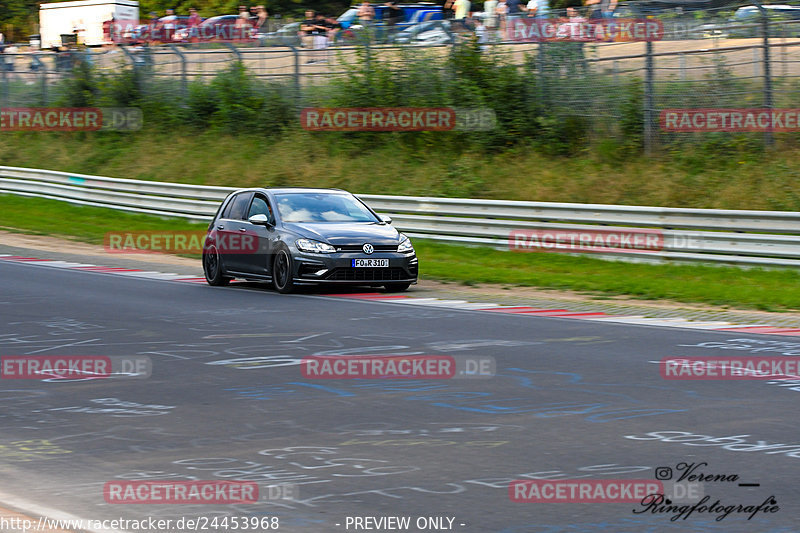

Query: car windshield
275 193 378 223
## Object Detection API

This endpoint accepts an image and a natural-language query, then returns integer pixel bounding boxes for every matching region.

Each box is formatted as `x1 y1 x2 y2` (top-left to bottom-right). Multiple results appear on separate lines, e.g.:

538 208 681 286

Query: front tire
272 248 296 294
203 246 231 286
384 282 411 293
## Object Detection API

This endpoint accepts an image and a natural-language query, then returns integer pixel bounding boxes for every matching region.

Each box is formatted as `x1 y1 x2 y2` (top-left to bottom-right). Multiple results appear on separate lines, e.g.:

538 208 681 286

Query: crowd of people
441 0 618 38
101 5 272 44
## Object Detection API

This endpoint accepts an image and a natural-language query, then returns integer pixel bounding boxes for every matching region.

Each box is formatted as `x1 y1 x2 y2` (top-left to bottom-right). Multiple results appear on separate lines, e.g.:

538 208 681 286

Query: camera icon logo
655 467 673 480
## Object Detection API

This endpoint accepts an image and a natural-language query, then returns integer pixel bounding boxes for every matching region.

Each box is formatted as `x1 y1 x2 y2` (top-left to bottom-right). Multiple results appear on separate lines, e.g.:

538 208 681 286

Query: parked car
728 5 800 37
389 19 454 44
259 21 302 46
203 188 418 293
174 15 256 42
337 3 443 41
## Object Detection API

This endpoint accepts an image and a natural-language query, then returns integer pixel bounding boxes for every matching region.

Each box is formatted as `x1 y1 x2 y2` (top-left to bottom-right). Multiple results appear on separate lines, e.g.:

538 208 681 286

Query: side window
220 195 237 219
226 193 253 221
247 195 273 222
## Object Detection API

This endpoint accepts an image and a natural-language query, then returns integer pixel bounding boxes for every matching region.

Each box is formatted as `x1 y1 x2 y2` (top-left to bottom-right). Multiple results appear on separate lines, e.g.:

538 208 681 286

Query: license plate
352 258 389 267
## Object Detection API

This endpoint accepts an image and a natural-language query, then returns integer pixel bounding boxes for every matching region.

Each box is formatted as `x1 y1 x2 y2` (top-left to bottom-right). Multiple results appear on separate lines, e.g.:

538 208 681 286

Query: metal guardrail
2 165 800 268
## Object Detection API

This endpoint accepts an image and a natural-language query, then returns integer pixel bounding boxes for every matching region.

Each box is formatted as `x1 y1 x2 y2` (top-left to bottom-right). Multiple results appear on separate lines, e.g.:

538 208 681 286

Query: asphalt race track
1 259 798 533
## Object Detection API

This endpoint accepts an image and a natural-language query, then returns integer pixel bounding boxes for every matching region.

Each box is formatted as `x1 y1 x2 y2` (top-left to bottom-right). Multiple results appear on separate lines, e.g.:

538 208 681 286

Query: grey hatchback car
202 188 418 293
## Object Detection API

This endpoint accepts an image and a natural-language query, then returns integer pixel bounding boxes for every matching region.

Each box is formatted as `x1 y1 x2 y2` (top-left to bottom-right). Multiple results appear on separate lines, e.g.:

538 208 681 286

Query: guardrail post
224 42 243 62
168 44 188 101
118 45 138 71
31 53 47 105
537 43 546 108
756 0 774 148
287 45 302 113
753 46 760 77
679 53 686 81
644 40 655 156
0 53 7 107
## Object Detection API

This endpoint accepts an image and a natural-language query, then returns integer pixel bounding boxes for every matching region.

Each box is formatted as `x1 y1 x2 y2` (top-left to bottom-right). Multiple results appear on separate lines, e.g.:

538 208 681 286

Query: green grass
2 130 800 210
0 194 206 244
3 194 800 311
415 240 800 311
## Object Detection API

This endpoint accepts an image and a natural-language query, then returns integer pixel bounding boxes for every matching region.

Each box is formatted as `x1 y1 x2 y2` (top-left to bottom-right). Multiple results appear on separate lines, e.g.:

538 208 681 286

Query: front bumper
291 250 418 284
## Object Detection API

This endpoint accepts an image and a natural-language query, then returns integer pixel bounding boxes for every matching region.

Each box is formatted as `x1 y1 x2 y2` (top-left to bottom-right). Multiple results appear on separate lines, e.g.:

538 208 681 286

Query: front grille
326 268 409 281
335 244 398 253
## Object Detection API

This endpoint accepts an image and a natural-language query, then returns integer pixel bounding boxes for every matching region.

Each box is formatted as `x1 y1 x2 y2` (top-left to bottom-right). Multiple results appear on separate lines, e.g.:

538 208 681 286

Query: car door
240 193 278 276
215 191 253 273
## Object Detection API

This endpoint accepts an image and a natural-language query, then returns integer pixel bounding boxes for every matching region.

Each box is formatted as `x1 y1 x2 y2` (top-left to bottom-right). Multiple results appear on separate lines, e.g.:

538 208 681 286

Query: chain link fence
3 3 800 151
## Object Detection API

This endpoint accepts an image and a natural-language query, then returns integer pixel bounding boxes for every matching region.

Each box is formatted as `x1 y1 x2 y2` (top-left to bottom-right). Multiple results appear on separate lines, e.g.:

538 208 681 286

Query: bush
43 43 786 157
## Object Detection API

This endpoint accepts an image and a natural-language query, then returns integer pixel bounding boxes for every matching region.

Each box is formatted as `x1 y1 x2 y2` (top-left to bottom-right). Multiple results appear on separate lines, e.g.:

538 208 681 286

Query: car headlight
397 234 414 253
296 238 336 254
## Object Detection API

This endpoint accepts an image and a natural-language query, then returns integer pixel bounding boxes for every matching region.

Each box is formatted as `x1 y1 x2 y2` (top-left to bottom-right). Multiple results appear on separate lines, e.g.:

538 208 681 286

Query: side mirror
379 214 393 224
248 214 271 225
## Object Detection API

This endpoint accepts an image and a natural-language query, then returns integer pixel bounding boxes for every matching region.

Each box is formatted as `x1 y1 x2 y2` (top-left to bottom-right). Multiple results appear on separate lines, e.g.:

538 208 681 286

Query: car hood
283 222 401 245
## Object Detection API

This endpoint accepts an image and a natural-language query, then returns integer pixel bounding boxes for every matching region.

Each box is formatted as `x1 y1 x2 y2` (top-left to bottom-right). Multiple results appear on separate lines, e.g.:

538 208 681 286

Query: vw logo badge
362 243 374 254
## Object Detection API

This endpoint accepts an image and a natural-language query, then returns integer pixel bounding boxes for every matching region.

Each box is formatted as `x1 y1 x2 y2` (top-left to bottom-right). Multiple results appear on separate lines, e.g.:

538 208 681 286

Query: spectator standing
73 20 87 44
443 0 455 19
324 15 342 44
603 0 617 18
565 5 588 71
526 0 548 18
147 12 159 42
2 43 18 78
474 16 488 51
454 0 471 20
236 5 251 39
163 9 176 41
506 0 520 15
254 6 269 33
188 8 201 27
385 0 404 38
300 9 316 50
103 15 116 43
565 6 586 37
313 12 330 62
505 0 521 36
357 2 375 23
586 0 616 20
496 0 508 38
357 2 375 42
484 0 498 33
187 8 201 42
301 10 325 63
453 0 471 31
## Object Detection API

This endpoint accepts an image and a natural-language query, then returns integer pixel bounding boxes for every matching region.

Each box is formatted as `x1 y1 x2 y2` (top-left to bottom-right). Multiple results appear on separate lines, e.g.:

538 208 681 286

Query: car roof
202 15 240 23
231 187 350 195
